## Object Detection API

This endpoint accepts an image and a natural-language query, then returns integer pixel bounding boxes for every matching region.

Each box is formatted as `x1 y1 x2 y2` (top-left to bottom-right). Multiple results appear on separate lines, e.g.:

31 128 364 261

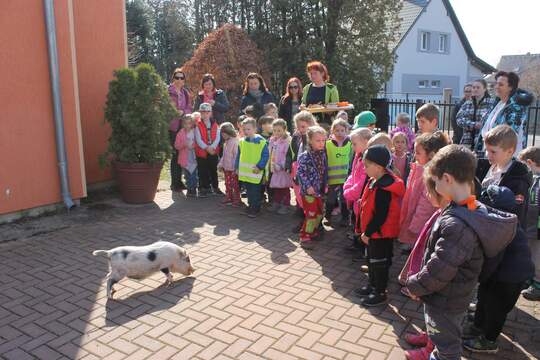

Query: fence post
414 99 424 132
371 98 389 132
443 88 453 132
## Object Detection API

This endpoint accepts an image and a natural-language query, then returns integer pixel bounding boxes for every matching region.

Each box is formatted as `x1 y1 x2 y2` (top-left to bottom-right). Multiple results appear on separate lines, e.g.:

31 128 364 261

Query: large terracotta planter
113 161 163 204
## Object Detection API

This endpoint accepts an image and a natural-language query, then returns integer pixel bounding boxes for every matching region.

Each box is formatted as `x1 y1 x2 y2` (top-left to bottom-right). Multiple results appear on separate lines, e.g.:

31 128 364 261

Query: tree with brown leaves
181 24 272 121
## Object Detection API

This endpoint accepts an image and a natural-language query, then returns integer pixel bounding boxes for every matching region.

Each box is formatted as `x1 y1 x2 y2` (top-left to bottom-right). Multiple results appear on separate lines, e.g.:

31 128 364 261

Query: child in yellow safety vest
324 119 353 227
235 117 269 218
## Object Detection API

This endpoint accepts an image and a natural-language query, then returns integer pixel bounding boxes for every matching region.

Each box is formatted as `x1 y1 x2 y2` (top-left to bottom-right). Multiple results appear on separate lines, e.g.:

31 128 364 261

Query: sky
450 0 540 67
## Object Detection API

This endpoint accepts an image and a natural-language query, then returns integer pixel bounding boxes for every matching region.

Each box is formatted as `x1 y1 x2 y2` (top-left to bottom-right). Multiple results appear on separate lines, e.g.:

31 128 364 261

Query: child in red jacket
355 144 405 307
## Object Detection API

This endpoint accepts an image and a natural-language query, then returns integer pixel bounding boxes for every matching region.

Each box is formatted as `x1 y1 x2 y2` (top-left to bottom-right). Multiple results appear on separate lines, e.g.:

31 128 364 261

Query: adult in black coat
193 73 230 124
239 72 276 118
450 83 472 144
278 77 303 132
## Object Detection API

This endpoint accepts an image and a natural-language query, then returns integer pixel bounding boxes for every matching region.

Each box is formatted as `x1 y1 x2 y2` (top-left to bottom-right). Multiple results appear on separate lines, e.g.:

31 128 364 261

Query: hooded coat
406 202 517 312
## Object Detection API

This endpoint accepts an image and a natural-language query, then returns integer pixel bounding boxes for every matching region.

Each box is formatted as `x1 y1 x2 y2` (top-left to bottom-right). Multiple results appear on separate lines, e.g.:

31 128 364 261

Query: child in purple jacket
296 126 328 249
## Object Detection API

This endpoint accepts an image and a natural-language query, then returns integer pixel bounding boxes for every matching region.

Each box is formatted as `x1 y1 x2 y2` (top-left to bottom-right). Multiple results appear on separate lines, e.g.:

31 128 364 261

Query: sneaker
360 264 369 273
463 335 498 353
361 292 387 307
186 189 197 197
352 252 367 263
300 239 315 249
277 204 289 215
292 222 303 233
322 216 332 226
404 332 429 347
400 287 413 298
462 323 483 340
212 188 225 196
404 340 433 360
353 285 373 297
343 244 362 253
311 230 323 241
522 283 540 301
198 189 209 198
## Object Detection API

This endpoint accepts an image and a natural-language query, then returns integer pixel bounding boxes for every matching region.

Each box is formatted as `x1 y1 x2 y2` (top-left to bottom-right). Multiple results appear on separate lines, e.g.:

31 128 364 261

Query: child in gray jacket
404 145 517 360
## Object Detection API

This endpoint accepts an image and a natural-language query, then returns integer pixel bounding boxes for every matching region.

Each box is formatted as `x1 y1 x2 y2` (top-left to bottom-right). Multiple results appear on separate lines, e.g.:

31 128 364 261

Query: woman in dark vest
239 72 276 118
193 73 230 125
278 77 303 132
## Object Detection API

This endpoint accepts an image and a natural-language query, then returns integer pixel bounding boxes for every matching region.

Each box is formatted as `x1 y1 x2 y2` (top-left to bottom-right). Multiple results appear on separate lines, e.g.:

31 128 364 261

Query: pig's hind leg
106 270 124 299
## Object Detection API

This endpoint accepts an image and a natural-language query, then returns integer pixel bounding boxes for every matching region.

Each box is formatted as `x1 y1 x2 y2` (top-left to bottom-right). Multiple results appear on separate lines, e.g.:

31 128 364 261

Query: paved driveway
0 190 538 359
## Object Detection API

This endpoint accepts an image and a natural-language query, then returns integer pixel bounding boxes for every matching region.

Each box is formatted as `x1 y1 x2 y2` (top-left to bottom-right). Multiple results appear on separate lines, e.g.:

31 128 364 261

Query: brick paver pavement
0 189 538 360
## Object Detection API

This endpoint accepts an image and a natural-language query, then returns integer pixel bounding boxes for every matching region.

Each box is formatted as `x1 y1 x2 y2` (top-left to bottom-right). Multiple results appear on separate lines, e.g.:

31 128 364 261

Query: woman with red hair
301 61 340 124
301 62 339 105
278 77 303 131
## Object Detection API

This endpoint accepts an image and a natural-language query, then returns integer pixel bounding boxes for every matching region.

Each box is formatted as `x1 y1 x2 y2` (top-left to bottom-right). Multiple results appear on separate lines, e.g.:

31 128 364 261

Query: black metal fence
371 98 540 146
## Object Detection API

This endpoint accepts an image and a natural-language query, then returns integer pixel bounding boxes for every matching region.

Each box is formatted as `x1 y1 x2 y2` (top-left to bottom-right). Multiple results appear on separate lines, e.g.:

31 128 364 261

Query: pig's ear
177 247 188 259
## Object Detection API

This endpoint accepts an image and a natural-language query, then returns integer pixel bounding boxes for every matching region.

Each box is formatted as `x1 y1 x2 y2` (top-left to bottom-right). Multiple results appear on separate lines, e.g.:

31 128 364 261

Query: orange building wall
0 0 126 215
72 0 127 184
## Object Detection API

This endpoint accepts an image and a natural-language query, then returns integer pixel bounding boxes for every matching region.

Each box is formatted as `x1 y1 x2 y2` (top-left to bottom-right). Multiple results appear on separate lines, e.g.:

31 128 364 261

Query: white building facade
383 0 494 101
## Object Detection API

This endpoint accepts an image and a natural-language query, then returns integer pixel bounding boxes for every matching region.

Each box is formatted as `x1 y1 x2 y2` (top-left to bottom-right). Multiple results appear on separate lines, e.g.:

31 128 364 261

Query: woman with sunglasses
278 77 303 131
168 68 193 191
193 73 230 125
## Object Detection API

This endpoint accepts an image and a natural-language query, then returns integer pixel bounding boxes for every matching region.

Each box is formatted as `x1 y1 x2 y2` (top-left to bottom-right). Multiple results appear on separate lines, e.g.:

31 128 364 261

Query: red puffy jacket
360 172 405 239
194 119 220 158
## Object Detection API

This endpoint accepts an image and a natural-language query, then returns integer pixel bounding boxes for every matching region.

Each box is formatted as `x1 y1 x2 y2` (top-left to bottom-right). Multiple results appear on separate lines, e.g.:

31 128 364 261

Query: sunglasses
174 75 185 80
289 85 299 89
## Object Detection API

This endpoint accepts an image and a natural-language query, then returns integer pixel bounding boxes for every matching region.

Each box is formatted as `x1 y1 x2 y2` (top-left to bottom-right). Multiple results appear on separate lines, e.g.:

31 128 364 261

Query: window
438 34 447 52
420 31 430 51
431 80 441 88
418 80 428 88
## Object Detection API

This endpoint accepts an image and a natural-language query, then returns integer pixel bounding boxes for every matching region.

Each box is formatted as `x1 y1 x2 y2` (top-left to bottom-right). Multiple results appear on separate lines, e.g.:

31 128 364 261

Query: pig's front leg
161 267 173 286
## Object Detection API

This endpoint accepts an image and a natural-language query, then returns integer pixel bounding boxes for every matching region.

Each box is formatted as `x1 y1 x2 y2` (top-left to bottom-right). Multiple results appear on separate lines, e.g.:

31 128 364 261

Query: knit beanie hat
199 102 212 112
363 144 390 168
353 111 376 129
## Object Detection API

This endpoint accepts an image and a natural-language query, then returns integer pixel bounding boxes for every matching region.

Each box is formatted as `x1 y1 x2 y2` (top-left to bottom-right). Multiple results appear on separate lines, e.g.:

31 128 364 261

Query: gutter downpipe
43 0 74 210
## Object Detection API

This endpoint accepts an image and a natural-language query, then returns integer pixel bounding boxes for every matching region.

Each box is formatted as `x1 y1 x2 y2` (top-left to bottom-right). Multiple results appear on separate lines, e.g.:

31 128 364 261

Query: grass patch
160 160 171 183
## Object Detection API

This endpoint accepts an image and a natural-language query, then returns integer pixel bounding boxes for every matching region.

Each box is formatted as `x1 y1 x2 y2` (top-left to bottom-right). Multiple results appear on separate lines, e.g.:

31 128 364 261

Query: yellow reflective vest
326 139 352 185
238 138 267 184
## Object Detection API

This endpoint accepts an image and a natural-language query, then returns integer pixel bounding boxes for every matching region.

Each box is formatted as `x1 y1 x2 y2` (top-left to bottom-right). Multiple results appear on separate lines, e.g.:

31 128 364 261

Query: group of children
173 100 540 360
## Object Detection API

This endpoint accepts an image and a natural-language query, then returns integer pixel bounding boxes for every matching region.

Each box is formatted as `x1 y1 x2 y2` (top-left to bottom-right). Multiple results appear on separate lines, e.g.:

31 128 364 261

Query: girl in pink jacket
217 122 241 206
174 115 198 197
398 131 450 251
269 119 294 214
343 128 373 253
